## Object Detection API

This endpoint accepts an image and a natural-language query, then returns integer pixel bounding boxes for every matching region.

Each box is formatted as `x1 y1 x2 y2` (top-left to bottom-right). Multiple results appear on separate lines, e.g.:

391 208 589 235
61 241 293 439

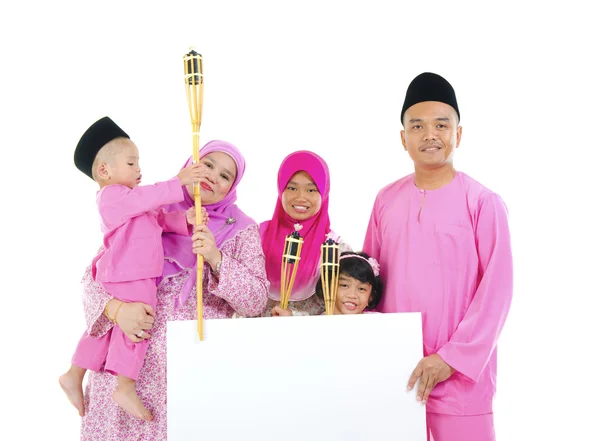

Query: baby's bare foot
59 371 85 416
113 384 153 421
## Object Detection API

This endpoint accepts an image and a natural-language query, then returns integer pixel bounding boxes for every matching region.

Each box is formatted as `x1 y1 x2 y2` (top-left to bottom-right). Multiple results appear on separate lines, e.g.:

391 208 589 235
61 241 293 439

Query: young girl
276 251 383 316
260 150 352 317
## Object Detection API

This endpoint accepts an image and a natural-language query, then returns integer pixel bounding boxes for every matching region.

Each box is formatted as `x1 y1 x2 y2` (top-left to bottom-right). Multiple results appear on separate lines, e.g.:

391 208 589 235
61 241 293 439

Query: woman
260 150 351 316
79 140 268 440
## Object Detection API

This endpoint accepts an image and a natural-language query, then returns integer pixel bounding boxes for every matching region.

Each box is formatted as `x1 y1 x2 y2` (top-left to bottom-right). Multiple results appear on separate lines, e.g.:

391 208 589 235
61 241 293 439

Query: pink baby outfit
72 177 190 380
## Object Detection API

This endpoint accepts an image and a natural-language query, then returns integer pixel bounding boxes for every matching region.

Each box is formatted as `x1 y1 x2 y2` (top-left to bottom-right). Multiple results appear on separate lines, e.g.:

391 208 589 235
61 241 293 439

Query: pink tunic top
94 178 187 282
363 172 513 415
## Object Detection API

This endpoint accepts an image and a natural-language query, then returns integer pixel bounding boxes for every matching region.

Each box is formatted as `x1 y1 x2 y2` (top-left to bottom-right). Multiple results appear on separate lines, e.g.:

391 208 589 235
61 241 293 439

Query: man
363 72 513 441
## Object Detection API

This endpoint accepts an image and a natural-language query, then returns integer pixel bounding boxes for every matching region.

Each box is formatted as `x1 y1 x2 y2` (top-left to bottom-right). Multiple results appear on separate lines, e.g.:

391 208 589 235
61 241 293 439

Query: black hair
315 251 383 311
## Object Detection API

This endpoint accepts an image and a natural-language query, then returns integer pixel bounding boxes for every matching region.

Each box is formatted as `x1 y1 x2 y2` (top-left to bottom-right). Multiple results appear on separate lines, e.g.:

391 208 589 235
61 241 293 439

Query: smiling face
186 151 237 205
281 171 322 220
333 274 373 315
401 101 462 170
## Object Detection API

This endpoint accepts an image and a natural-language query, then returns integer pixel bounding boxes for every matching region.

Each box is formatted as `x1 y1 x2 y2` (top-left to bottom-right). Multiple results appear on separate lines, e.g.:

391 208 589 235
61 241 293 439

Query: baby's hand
178 163 203 186
271 306 293 317
186 206 209 225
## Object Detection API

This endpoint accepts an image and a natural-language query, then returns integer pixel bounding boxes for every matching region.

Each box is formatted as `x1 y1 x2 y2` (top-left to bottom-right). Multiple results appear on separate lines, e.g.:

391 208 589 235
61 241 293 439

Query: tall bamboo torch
320 237 340 315
183 48 204 340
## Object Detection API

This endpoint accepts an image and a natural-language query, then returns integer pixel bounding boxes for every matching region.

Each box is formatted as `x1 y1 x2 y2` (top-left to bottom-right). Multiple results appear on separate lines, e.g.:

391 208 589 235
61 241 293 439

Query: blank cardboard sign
167 312 426 440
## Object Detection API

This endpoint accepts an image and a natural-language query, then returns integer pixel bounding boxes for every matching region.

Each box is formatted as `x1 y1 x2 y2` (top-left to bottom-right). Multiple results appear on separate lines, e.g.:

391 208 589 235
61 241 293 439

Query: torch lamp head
321 238 340 264
184 49 203 86
183 47 204 134
284 231 303 264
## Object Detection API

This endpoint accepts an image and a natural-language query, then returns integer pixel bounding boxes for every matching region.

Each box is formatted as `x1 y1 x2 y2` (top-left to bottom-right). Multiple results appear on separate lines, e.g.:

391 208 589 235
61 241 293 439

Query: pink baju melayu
72 177 190 380
363 172 513 441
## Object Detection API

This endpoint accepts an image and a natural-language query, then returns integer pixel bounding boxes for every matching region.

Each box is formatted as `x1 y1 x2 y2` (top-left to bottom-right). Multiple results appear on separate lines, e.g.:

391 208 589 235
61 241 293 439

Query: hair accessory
339 254 380 277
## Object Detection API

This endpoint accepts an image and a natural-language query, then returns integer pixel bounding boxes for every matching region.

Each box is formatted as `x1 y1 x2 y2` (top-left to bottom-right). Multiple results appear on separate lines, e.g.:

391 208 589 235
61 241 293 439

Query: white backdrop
1 1 598 440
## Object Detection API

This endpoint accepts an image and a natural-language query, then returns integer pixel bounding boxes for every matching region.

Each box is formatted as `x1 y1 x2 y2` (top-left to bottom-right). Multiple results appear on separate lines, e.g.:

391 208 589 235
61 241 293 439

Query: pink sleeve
156 209 192 236
207 226 269 317
80 264 114 338
436 193 513 382
99 177 184 231
362 197 382 262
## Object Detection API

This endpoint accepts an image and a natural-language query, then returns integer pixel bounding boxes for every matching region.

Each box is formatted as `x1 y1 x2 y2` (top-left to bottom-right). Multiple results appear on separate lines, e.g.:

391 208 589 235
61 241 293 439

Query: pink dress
80 224 268 441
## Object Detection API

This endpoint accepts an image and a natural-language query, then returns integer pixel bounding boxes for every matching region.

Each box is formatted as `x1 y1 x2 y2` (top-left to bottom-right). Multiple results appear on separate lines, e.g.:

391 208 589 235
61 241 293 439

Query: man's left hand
407 354 455 404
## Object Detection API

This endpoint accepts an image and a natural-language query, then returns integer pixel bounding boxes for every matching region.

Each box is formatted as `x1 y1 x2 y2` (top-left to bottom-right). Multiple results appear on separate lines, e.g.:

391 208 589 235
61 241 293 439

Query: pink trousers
427 412 495 441
71 278 156 381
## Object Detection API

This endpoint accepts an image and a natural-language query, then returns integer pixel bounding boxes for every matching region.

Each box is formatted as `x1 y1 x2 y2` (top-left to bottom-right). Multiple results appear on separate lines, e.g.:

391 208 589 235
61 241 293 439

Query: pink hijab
260 150 331 301
161 140 256 307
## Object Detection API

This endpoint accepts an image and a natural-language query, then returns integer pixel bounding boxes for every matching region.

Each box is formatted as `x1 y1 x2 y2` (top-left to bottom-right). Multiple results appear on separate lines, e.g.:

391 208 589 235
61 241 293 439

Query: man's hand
407 354 455 404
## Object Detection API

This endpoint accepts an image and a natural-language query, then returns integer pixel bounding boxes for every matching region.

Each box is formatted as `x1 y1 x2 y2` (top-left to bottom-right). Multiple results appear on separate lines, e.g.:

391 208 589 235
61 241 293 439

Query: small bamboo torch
320 237 340 315
280 223 304 310
183 47 204 340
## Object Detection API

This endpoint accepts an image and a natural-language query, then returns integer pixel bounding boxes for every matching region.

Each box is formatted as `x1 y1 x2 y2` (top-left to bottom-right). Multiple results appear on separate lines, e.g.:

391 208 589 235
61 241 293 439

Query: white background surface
167 313 426 441
0 1 598 440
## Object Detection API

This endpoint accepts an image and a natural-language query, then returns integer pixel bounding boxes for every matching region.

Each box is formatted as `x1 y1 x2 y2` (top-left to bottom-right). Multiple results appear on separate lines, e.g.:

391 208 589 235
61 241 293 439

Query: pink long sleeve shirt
363 171 513 415
94 177 189 283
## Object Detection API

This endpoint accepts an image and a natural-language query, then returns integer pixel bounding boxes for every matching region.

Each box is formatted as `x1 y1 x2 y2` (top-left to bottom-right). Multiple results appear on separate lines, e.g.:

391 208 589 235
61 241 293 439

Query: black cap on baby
74 116 130 180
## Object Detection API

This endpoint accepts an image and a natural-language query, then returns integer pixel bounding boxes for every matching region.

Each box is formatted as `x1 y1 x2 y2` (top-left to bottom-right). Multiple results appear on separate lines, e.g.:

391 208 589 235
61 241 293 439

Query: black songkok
74 117 130 180
401 72 460 125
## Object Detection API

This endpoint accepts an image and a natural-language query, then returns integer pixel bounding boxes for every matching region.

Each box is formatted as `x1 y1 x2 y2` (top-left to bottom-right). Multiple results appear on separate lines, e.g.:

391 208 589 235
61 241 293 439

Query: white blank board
167 312 426 440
